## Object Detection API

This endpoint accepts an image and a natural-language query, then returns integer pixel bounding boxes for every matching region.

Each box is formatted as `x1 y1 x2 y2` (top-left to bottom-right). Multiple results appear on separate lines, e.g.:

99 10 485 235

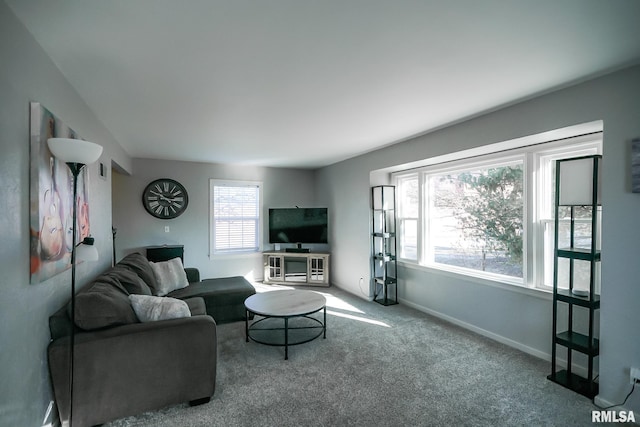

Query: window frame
393 133 602 291
209 179 263 257
396 174 421 262
421 153 526 285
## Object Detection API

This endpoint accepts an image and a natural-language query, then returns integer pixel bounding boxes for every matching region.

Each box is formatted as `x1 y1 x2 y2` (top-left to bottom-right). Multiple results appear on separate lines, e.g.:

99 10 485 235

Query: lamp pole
47 138 102 427
66 161 84 427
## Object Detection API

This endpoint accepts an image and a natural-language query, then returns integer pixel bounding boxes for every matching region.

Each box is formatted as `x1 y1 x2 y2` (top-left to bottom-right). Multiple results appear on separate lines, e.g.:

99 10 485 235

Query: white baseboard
41 400 60 427
594 395 613 407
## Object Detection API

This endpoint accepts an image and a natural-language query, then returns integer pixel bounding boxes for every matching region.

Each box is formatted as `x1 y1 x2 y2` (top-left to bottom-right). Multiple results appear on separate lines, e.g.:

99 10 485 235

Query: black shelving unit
548 155 601 399
371 185 398 306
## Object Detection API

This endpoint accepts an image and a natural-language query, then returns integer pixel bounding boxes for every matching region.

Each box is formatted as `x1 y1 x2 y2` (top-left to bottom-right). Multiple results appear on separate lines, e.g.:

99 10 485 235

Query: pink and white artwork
29 102 91 284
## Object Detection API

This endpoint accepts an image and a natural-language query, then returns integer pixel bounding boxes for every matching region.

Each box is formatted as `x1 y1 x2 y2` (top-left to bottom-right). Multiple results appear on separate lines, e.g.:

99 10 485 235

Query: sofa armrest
48 315 216 427
184 267 200 283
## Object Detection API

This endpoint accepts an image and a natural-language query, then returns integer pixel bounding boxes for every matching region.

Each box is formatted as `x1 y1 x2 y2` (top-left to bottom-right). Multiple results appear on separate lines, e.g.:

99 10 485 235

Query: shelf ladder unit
371 185 398 306
547 155 601 399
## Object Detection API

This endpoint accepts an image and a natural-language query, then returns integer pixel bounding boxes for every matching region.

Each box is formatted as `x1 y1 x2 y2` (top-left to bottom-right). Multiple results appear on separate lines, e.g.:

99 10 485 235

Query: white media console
263 251 330 287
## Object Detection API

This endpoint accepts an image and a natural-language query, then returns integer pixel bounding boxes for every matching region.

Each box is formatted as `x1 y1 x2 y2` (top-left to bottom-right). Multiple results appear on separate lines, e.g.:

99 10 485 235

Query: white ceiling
7 0 640 169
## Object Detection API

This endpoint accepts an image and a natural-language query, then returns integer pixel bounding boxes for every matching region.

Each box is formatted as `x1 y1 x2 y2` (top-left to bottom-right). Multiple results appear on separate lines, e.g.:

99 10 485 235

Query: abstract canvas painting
29 102 91 284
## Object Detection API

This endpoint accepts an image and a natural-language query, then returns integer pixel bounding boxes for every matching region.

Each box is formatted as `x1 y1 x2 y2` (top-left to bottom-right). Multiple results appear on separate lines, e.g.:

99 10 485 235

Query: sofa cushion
74 275 139 330
129 295 191 322
168 276 256 323
184 267 200 283
149 257 189 296
118 252 159 294
184 297 207 316
168 276 254 305
109 265 152 295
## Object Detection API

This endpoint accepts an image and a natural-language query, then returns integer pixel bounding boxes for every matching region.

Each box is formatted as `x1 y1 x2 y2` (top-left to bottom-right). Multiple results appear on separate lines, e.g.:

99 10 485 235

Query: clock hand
150 191 173 202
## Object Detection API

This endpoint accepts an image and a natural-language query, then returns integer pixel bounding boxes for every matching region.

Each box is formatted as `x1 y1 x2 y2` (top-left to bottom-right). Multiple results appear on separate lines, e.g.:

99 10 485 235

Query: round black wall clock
142 178 189 219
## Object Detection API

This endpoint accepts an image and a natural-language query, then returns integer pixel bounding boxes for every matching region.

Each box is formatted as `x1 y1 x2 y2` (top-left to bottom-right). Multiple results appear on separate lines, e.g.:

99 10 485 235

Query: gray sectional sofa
48 252 255 427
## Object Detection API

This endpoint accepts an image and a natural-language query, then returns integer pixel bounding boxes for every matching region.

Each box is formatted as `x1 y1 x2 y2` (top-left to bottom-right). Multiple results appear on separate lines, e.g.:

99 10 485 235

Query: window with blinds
210 180 262 254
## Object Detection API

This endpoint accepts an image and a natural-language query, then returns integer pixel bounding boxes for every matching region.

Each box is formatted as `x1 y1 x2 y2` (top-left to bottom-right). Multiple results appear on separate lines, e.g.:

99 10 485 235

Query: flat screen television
268 208 328 244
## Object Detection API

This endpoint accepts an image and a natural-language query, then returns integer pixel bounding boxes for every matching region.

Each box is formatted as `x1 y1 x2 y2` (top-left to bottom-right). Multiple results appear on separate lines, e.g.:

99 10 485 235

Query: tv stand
263 251 330 286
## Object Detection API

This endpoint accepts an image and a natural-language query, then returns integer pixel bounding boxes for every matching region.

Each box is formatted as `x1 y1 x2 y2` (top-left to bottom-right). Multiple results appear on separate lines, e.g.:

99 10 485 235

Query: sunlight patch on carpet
326 309 390 327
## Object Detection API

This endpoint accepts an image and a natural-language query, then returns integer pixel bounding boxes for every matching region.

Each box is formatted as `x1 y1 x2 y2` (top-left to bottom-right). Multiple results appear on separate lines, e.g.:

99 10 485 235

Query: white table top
245 290 326 317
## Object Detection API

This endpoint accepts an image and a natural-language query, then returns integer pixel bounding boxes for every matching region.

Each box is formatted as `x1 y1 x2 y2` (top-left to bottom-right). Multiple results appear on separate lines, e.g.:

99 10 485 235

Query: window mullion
419 173 428 266
522 152 533 288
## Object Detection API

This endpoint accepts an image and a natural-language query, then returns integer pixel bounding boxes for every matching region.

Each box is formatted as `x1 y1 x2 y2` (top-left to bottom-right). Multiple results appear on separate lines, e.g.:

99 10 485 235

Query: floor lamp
47 138 103 427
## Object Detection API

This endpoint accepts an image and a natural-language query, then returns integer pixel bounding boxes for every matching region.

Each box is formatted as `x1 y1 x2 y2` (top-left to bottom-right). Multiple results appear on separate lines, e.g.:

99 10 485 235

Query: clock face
142 179 189 219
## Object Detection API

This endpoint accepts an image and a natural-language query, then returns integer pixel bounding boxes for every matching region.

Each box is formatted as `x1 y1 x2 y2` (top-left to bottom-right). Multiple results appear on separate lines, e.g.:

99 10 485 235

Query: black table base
245 306 326 360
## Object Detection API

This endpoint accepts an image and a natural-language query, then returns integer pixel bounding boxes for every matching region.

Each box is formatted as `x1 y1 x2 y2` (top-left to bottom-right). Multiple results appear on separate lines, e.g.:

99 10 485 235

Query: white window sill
209 251 262 260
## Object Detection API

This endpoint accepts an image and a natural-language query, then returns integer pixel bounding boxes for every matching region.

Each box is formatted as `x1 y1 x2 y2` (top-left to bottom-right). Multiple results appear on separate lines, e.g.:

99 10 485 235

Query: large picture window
394 133 601 289
426 158 524 279
210 180 262 255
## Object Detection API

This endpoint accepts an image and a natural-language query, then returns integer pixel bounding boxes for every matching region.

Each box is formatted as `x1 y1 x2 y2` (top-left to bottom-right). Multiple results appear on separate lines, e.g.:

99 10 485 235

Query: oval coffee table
245 290 326 360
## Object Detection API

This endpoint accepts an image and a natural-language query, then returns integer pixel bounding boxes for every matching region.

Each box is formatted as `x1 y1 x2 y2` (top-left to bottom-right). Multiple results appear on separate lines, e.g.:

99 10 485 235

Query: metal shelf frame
371 185 398 306
548 155 601 399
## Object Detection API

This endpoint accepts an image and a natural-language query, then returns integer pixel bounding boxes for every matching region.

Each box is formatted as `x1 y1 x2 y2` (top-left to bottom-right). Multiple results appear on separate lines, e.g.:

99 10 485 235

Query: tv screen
269 208 328 244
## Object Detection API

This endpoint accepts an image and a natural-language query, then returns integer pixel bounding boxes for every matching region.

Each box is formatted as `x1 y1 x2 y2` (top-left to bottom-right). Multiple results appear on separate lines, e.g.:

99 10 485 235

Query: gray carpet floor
105 284 604 427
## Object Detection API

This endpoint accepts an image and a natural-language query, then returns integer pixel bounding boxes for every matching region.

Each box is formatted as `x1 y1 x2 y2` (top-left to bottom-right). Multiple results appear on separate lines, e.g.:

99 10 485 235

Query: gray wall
317 65 640 412
112 158 321 281
0 2 132 426
2 0 639 420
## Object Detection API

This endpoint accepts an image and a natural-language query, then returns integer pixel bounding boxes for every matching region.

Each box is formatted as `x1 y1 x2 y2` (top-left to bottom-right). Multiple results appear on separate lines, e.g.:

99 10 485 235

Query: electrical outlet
630 367 640 384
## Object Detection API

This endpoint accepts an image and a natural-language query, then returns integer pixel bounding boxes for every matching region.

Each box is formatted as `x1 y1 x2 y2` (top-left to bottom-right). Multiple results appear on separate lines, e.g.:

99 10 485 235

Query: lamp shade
558 156 602 206
372 185 395 210
48 138 103 165
76 237 99 262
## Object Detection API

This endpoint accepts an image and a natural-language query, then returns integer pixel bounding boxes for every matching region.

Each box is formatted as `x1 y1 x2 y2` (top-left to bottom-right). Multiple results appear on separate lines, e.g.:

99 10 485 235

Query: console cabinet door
265 255 284 283
307 255 329 285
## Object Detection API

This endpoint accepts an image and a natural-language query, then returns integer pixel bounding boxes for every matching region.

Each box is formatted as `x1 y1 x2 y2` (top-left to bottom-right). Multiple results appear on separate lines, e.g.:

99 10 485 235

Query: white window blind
211 181 261 254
